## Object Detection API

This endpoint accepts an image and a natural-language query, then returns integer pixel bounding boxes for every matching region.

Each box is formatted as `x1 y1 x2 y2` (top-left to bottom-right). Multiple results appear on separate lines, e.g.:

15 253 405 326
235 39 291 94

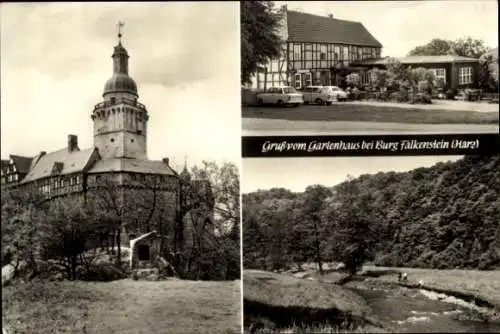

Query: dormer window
111 97 116 104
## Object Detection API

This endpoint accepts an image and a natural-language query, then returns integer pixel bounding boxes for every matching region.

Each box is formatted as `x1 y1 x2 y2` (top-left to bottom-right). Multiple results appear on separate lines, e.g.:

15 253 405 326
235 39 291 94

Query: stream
348 281 500 333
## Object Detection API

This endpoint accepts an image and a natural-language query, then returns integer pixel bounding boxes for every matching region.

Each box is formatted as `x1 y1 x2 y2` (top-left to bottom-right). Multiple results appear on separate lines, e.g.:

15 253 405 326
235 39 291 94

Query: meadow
363 266 500 309
2 279 241 334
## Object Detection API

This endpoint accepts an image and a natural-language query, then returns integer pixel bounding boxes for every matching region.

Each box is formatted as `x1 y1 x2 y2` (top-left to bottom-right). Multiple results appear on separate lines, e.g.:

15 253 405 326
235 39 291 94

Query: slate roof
10 155 33 174
353 55 479 66
286 10 382 47
21 147 98 183
88 158 178 176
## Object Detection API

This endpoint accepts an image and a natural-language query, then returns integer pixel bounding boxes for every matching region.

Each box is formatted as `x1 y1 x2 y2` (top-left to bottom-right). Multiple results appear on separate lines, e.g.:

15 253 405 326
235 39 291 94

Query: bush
412 93 432 104
409 250 436 268
389 91 409 103
80 263 127 282
374 253 402 267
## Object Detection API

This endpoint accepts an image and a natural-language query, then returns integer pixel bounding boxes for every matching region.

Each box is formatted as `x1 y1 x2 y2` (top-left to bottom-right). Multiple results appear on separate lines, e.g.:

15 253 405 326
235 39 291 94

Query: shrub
412 93 432 104
409 250 436 268
374 252 402 267
80 263 127 282
389 91 409 103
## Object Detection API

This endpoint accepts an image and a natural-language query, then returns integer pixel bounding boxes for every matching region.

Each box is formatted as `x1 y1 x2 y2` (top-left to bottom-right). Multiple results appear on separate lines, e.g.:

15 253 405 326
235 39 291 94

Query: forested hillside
243 156 500 272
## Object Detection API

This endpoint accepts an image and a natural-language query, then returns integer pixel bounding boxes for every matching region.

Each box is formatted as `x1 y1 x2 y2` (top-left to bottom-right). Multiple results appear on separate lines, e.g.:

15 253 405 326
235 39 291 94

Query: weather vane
117 21 125 42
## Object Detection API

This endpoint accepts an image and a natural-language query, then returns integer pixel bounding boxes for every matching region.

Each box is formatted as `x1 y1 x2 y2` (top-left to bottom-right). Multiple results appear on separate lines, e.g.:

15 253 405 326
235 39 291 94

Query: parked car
301 86 335 105
323 86 348 101
257 86 304 107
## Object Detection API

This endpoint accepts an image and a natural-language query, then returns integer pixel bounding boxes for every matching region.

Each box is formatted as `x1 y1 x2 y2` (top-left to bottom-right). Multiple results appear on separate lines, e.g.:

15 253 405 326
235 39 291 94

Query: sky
1 2 240 172
242 155 464 193
278 0 498 57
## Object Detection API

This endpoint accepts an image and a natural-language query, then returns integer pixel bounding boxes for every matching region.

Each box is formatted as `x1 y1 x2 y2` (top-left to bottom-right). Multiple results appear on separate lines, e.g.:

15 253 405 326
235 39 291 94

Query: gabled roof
353 55 479 66
88 158 177 176
286 10 382 48
9 155 33 174
21 147 98 183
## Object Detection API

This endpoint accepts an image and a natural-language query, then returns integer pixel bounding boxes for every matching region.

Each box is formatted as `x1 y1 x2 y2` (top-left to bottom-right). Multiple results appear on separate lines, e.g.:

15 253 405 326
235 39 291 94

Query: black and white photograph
1 3 241 334
242 155 500 333
241 1 499 136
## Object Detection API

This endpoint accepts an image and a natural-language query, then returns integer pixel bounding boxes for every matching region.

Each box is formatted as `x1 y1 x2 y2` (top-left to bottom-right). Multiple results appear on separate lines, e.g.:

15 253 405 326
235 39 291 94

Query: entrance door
320 71 329 86
304 72 312 87
137 244 150 261
294 73 302 90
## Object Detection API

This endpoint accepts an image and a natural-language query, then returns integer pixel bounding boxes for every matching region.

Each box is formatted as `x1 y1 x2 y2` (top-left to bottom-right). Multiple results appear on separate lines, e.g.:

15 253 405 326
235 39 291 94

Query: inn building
252 6 383 90
353 55 480 90
251 7 482 91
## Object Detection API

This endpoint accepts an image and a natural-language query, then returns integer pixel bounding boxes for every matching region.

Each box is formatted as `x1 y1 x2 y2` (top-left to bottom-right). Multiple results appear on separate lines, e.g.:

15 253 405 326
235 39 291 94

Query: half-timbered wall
259 41 382 89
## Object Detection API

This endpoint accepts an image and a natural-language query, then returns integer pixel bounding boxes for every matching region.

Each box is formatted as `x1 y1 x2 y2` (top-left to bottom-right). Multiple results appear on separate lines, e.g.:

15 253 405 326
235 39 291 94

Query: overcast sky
1 2 240 172
242 155 464 193
278 0 498 57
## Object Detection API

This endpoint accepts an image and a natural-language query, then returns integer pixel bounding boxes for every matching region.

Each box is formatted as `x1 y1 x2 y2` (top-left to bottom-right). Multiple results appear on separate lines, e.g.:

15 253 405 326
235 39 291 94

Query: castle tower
91 22 149 159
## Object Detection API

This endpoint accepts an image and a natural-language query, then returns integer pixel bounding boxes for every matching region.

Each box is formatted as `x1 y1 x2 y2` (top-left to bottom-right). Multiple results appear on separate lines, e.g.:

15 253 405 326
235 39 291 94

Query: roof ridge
287 9 359 24
9 154 32 159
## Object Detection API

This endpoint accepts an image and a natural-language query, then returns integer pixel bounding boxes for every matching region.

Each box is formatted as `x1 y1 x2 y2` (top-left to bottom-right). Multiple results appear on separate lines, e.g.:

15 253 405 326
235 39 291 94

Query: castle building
1 27 214 264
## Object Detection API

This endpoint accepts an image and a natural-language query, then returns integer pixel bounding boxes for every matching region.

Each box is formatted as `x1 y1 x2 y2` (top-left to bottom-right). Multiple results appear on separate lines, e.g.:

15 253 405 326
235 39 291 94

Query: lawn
242 103 499 125
363 266 500 310
243 270 388 333
244 270 368 314
2 279 241 334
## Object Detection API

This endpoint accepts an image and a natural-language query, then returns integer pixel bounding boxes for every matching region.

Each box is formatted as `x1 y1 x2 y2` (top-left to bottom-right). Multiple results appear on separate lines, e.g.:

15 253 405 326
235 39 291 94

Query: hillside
243 155 500 271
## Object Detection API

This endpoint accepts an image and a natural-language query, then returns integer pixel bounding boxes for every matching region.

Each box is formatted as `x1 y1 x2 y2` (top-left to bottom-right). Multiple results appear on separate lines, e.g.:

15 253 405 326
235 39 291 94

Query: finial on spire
117 21 125 43
183 155 188 169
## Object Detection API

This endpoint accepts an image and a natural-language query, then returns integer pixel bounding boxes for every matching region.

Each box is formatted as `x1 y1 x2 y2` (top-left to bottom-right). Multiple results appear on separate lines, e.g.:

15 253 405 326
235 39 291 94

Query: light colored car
301 86 335 105
324 86 348 101
257 86 304 107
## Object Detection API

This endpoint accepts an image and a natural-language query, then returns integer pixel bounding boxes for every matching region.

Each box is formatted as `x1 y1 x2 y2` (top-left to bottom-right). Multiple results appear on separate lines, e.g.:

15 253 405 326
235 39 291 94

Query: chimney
67 134 78 153
162 157 169 165
328 14 334 18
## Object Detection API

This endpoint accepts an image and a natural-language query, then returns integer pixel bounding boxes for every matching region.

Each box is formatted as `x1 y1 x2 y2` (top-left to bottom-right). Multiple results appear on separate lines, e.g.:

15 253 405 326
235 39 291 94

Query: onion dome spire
103 21 138 98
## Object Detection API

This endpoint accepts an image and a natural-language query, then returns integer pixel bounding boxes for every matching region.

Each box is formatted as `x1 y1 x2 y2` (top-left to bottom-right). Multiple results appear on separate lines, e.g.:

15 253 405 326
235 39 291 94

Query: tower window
131 139 134 143
110 138 115 143
110 97 116 104
137 130 142 135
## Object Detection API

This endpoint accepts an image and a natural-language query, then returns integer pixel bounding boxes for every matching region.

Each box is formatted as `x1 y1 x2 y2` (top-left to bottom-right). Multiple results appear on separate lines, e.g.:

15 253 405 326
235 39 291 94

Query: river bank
244 268 500 333
346 279 500 333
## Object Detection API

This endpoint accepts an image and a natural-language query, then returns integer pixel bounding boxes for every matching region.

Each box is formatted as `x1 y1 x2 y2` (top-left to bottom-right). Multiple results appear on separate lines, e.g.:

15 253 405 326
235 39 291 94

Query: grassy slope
364 266 500 310
244 270 371 319
2 279 241 334
241 104 499 124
